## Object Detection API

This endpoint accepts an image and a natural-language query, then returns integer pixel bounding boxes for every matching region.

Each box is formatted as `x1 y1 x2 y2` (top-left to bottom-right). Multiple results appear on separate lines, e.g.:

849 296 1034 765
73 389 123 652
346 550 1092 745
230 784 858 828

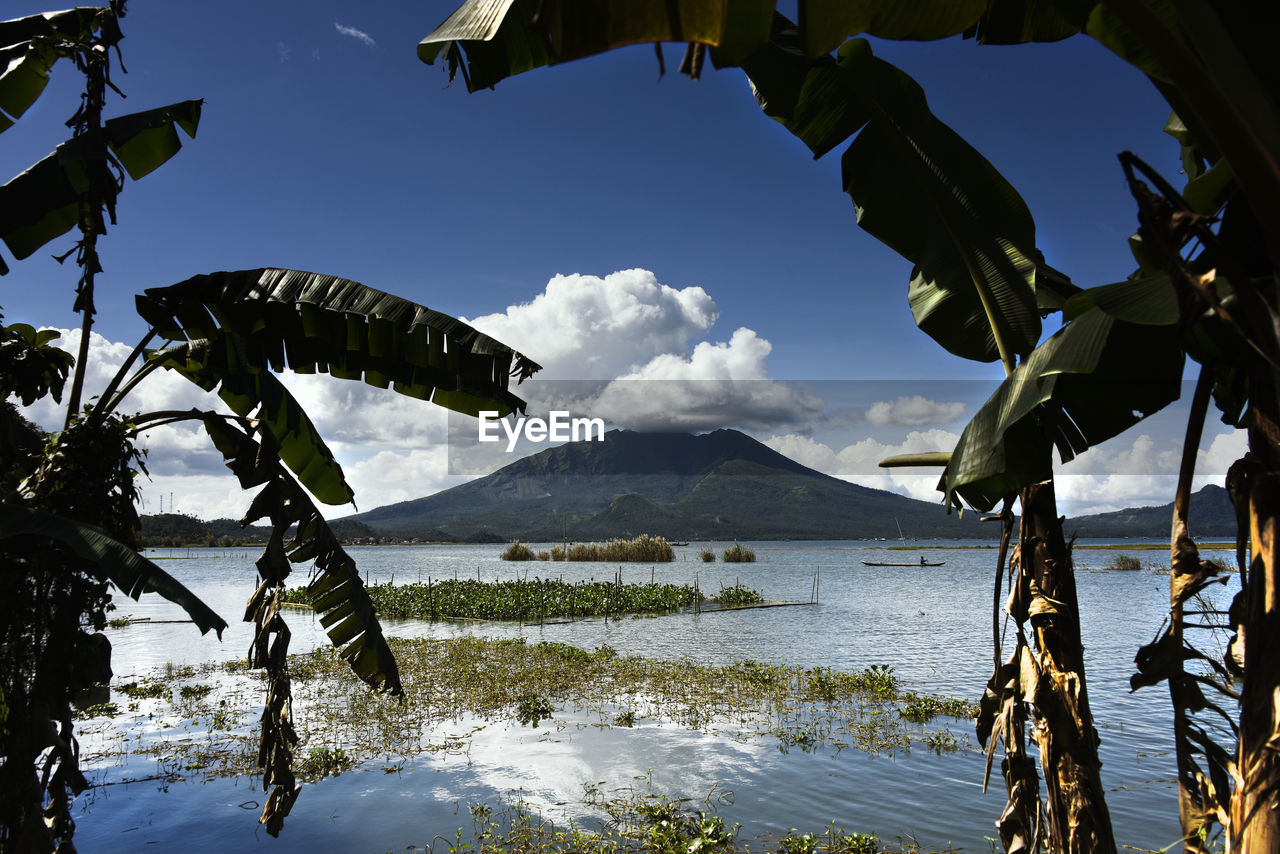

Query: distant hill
139 513 273 547
1063 484 1237 538
349 428 988 541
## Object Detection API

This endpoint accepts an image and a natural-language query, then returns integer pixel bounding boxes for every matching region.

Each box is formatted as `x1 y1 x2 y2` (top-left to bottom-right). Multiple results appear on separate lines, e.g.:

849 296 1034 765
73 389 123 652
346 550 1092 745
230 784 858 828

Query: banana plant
1 4 544 848
417 1 1280 851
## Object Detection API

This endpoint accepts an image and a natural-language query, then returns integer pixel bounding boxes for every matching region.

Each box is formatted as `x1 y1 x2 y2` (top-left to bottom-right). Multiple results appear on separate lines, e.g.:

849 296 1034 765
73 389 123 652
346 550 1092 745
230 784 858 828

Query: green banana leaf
419 0 1099 90
743 30 1057 364
963 0 1093 45
135 268 541 421
148 339 356 507
419 0 775 89
798 0 988 56
0 100 203 262
943 298 1185 511
0 504 227 637
200 416 401 695
0 7 105 129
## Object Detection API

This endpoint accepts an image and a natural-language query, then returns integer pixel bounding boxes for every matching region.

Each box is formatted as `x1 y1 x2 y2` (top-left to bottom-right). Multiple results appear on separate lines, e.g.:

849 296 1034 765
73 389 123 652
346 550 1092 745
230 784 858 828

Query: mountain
349 429 989 541
1063 484 1236 538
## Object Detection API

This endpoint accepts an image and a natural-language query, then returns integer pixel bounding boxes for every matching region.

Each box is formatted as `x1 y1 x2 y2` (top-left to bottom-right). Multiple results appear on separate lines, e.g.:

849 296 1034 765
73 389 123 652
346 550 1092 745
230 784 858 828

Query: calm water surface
76 539 1230 852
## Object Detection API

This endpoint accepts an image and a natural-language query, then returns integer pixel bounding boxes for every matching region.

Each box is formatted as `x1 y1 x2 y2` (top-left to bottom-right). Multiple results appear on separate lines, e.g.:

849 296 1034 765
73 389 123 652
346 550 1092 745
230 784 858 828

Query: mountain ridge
351 428 986 541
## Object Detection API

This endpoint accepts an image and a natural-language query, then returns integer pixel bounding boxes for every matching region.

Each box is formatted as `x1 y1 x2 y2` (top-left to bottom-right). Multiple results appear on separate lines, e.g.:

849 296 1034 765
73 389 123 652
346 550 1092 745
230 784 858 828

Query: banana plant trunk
1233 458 1280 851
1019 480 1117 854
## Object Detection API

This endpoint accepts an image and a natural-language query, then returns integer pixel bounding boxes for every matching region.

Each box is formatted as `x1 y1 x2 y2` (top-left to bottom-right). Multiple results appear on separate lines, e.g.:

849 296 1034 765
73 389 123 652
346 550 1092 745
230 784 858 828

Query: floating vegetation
76 637 975 787
178 683 214 701
515 693 554 727
503 541 537 561
715 583 763 607
424 785 957 854
118 680 168 700
296 745 354 780
898 692 977 723
722 543 756 563
700 547 716 563
282 577 755 622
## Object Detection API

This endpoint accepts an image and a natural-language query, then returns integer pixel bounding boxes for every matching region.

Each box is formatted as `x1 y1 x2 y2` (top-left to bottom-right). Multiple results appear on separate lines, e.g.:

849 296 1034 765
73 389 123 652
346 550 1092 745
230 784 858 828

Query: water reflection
77 540 1215 851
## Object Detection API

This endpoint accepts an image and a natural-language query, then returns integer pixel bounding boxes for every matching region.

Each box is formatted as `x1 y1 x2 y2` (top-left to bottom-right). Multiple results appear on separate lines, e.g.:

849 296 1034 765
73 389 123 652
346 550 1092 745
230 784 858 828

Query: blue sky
4 1 1242 521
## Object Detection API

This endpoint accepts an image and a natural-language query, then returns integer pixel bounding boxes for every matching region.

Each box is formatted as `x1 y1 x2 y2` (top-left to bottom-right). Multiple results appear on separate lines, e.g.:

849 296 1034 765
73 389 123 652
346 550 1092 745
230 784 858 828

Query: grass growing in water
412 785 957 854
283 577 762 622
502 535 676 562
722 543 755 563
503 541 537 561
700 547 716 562
1106 554 1143 571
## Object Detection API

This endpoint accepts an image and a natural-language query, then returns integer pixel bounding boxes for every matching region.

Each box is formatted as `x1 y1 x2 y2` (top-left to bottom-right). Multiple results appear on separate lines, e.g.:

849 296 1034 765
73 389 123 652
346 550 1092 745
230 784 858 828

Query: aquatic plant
1105 554 1143 572
700 548 716 563
502 541 536 561
713 584 763 607
722 543 755 563
295 745 353 780
515 693 554 727
899 693 977 723
178 684 214 701
285 577 737 622
118 680 168 700
561 534 676 563
420 787 948 854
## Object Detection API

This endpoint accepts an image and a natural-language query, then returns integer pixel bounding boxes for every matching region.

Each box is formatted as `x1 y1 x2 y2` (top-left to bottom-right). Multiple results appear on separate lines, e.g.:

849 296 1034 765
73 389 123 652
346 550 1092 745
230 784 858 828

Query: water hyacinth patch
282 577 762 622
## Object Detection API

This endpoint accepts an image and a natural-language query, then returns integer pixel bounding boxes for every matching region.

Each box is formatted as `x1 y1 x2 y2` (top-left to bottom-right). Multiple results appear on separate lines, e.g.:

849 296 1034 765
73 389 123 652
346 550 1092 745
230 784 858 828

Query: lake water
74 539 1232 852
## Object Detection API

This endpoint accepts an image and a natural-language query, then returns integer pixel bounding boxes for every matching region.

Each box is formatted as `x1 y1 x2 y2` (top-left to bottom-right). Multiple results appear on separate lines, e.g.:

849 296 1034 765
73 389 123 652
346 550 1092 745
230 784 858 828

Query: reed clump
722 543 755 563
700 547 715 563
502 541 536 561
562 534 675 562
1106 554 1143 571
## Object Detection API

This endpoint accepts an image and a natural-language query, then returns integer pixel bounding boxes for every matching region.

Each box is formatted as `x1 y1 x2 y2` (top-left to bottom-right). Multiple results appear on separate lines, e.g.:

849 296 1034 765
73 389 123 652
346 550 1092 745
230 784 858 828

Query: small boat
861 559 946 567
861 520 946 565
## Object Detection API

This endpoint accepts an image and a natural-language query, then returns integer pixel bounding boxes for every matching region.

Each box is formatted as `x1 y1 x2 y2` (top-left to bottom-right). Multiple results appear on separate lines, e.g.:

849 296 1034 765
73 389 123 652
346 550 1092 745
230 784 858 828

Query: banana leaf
419 0 775 89
148 339 356 507
0 504 227 637
0 7 105 129
136 268 541 421
201 416 401 695
943 301 1185 511
743 30 1065 365
0 100 203 263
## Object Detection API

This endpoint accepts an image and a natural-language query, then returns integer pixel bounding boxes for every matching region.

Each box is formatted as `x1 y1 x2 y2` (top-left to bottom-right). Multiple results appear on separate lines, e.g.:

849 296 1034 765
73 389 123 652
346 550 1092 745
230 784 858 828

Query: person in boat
920 555 926 565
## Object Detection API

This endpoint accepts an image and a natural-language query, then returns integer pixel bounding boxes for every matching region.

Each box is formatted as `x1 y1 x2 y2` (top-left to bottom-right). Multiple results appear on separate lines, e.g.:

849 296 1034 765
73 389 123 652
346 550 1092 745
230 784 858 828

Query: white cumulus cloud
466 269 717 380
465 270 814 433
